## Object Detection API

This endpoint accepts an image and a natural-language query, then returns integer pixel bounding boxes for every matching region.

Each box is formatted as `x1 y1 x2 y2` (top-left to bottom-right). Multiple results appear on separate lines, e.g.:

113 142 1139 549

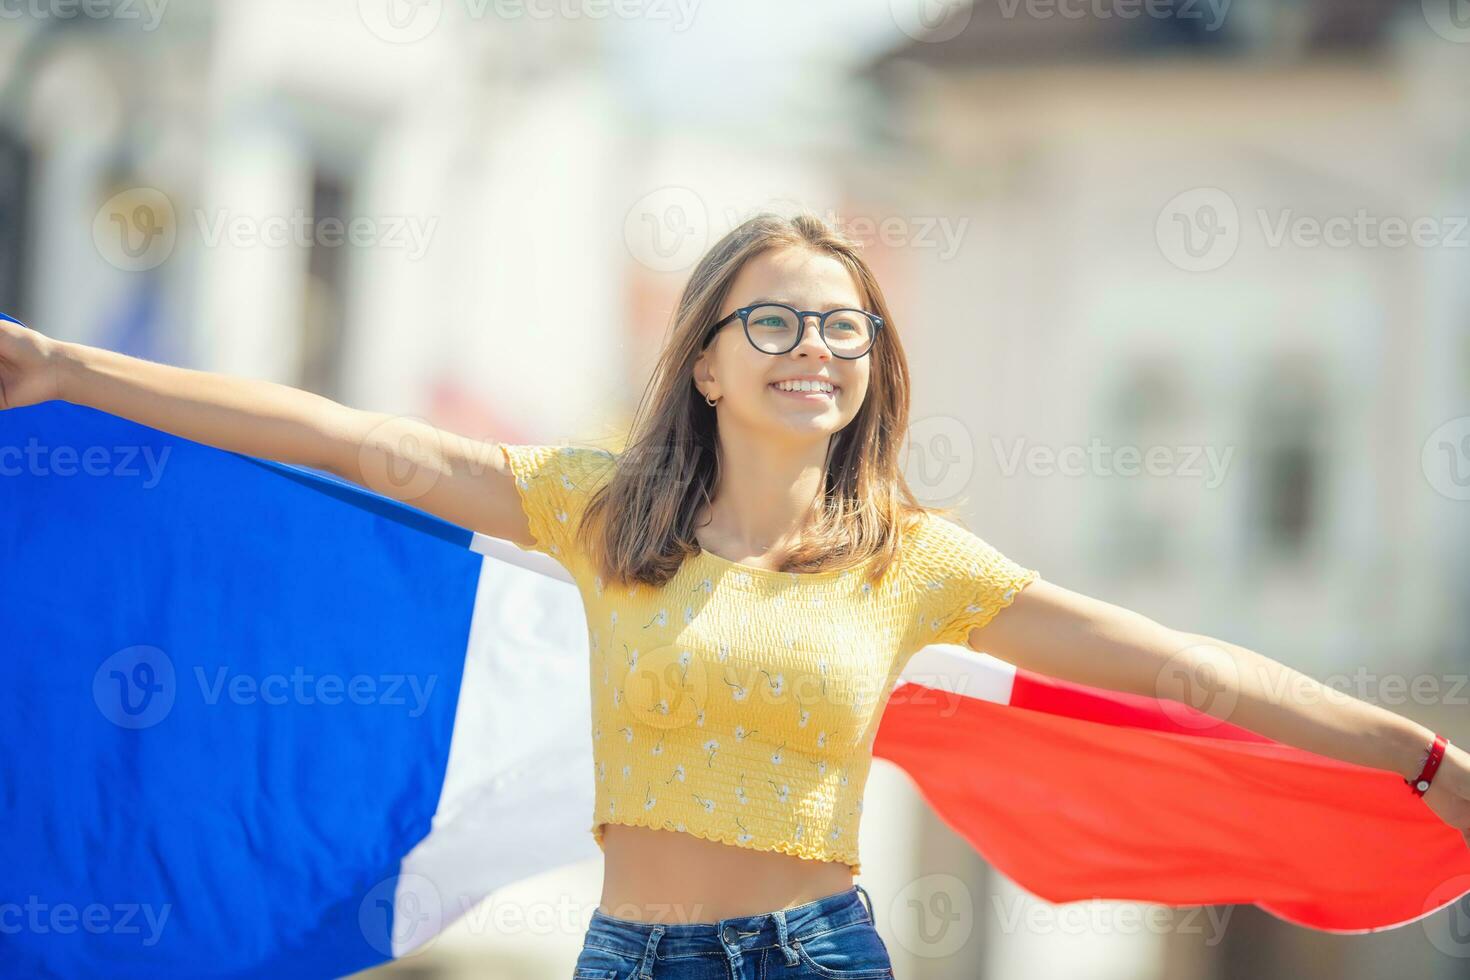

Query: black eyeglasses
703 303 884 359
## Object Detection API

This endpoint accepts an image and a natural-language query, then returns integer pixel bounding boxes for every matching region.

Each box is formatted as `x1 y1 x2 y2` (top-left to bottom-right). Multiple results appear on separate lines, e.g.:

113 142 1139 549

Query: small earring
705 392 719 407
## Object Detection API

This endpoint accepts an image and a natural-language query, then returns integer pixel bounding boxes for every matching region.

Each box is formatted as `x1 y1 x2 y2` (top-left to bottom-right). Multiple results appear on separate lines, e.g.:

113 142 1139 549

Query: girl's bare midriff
598 823 855 923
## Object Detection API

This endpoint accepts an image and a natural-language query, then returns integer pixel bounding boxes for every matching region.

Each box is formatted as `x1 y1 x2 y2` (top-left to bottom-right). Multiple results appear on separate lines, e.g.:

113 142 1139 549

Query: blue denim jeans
573 883 894 979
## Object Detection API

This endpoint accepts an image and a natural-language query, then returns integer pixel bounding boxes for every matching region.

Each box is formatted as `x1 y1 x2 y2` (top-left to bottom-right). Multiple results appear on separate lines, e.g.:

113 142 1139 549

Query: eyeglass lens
744 304 875 357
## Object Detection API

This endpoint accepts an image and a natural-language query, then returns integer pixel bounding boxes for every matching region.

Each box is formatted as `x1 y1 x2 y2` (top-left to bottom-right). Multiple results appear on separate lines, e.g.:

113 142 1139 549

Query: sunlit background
4 0 1469 976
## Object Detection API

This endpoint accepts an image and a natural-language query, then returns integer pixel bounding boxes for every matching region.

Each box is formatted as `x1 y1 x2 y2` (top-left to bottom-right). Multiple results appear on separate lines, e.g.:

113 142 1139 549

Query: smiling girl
1 213 1466 979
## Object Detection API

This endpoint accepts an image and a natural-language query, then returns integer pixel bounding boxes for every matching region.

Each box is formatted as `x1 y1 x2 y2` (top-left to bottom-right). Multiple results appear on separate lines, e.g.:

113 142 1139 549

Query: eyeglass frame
702 302 885 359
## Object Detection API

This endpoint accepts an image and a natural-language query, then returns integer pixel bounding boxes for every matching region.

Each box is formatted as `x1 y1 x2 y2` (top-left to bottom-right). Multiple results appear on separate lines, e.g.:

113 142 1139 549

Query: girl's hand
0 314 63 410
1421 741 1470 849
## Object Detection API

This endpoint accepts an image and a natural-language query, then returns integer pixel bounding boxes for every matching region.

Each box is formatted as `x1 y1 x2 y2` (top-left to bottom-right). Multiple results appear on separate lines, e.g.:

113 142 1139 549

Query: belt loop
771 908 801 967
854 883 876 922
637 923 664 979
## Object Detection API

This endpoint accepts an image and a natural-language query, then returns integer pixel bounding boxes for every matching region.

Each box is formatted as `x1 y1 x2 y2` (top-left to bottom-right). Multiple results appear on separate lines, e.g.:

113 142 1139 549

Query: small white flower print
620 726 634 743
693 794 715 813
702 739 718 766
761 669 784 696
597 762 606 781
717 641 731 663
734 725 757 742
652 734 665 756
815 760 827 776
621 764 631 779
735 818 753 844
768 780 790 803
816 731 827 749
683 605 694 624
644 786 657 811
666 763 686 784
797 708 810 728
771 742 785 766
695 709 705 728
726 677 748 702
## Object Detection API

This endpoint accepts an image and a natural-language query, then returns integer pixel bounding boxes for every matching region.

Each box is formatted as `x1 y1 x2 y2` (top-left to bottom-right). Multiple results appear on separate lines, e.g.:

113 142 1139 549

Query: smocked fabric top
498 443 1041 873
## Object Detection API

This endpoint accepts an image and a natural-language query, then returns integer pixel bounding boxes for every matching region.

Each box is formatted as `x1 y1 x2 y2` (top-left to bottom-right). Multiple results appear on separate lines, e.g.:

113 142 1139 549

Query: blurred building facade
2 0 1468 977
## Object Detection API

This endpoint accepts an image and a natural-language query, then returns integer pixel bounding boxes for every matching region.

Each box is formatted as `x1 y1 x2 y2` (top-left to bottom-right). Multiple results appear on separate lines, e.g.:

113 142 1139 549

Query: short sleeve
498 443 617 565
908 512 1040 649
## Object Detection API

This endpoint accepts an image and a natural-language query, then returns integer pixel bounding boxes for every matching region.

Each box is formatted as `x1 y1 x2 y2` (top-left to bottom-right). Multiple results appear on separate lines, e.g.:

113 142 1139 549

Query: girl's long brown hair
581 210 957 590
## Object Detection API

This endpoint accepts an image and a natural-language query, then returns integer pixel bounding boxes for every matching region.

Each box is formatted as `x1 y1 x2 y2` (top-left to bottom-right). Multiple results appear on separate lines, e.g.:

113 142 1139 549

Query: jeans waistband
586 883 876 962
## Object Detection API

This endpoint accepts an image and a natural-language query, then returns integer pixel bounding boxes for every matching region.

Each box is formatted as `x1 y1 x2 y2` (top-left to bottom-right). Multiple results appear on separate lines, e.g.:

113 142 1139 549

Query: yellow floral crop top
498 442 1041 874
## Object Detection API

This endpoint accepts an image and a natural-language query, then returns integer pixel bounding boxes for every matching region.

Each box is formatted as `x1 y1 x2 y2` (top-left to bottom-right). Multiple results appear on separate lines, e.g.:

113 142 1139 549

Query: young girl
2 212 1466 980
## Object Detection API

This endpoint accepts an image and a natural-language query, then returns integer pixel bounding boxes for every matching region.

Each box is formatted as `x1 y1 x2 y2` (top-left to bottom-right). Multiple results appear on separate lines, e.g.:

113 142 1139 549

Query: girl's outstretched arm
0 316 534 548
976 578 1470 847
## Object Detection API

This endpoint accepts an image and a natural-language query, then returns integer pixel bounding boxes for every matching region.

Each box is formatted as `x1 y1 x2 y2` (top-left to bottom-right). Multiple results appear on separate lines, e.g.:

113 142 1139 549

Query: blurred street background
3 0 1469 977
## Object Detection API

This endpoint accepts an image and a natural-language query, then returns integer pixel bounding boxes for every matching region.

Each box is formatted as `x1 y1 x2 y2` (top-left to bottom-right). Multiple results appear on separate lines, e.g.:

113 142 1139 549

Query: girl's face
693 247 873 443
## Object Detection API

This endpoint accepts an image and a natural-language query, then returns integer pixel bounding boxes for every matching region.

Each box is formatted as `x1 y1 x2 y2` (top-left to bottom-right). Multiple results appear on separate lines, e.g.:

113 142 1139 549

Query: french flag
3 400 1467 978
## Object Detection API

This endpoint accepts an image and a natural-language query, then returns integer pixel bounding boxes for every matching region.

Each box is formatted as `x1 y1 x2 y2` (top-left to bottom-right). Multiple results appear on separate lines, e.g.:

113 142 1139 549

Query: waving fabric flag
3 400 1468 977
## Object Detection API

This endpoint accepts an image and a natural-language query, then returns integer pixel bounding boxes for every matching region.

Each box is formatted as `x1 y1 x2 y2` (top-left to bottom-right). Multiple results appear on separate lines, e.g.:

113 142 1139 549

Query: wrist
51 339 84 404
1386 719 1438 782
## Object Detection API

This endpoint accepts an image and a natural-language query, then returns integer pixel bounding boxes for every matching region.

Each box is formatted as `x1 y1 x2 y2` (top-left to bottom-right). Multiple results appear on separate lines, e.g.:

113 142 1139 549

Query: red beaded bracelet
1404 732 1449 796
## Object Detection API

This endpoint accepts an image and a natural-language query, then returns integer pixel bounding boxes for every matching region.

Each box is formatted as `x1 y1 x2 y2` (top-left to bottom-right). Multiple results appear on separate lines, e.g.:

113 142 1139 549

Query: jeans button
721 925 739 944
